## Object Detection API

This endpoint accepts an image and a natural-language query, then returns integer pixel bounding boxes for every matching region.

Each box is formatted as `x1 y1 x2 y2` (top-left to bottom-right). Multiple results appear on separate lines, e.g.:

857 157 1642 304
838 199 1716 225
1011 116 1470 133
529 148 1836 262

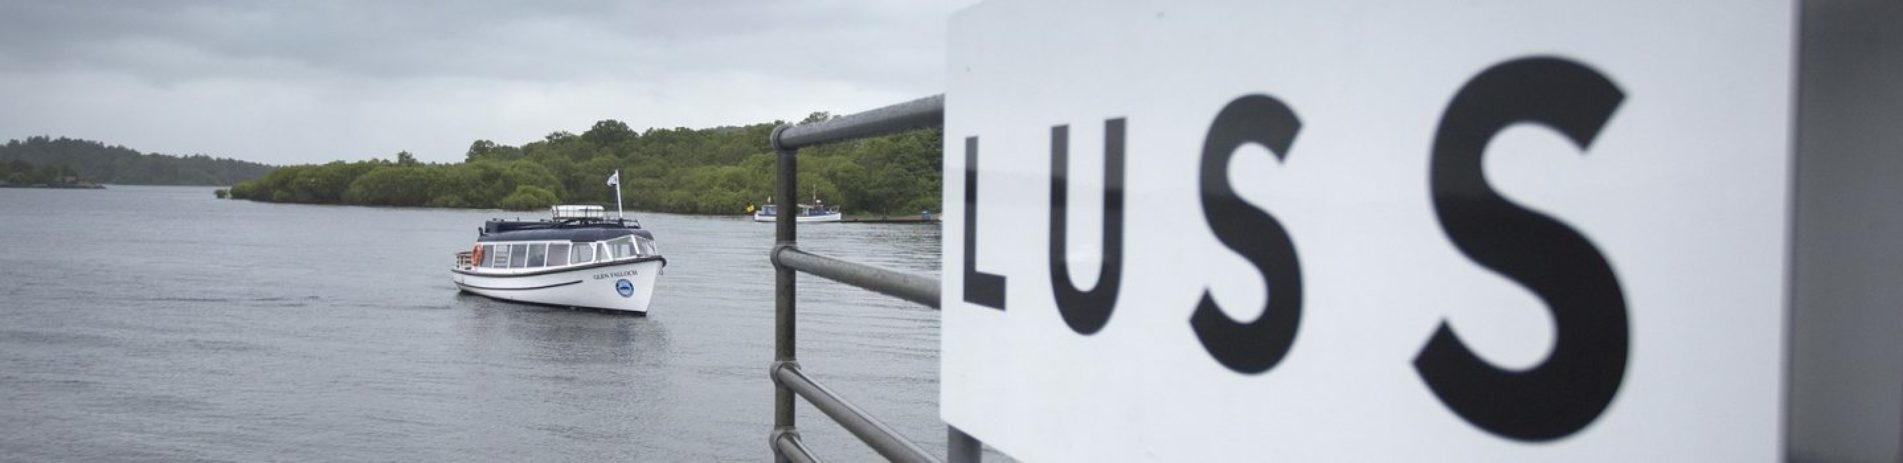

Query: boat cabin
454 205 663 272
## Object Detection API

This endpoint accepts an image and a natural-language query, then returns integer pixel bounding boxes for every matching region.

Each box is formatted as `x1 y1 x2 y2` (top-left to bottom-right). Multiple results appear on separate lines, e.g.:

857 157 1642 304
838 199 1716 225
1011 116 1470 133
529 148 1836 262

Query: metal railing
767 94 982 463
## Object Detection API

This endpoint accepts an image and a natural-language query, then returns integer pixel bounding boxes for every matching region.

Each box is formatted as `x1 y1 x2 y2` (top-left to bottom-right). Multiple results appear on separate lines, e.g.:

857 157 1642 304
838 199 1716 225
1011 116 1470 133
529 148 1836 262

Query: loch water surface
0 185 947 461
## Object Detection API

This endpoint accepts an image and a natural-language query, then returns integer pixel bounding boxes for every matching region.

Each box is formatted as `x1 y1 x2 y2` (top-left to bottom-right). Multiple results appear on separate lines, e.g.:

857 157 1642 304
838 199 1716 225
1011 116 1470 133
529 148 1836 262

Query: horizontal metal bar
772 362 940 463
774 94 945 151
772 427 821 463
773 245 940 309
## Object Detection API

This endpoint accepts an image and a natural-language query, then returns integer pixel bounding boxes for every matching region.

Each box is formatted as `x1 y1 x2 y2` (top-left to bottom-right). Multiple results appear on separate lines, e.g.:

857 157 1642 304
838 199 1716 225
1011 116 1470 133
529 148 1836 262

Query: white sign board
942 1 1792 461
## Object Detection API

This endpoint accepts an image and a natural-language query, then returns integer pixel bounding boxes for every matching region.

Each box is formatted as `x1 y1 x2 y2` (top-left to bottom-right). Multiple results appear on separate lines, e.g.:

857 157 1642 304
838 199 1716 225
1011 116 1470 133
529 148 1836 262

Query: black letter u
1049 120 1126 335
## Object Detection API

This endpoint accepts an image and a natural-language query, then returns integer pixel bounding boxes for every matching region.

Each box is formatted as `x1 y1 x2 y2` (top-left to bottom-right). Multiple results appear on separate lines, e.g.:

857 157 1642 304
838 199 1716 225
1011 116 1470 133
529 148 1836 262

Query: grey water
0 185 946 461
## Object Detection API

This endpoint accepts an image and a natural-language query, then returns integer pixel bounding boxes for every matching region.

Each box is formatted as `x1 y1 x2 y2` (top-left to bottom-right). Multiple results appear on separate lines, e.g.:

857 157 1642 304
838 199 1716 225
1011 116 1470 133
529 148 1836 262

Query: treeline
0 136 275 185
229 113 943 215
0 159 95 187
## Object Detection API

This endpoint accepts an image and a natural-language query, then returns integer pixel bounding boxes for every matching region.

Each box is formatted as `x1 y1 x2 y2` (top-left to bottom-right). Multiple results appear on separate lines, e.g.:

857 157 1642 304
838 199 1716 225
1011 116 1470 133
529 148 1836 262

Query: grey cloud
0 1 950 85
0 0 975 163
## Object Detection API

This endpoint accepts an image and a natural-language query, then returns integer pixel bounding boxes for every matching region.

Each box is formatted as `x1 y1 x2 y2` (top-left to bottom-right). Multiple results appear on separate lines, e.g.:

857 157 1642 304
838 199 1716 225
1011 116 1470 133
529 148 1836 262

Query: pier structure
764 95 976 463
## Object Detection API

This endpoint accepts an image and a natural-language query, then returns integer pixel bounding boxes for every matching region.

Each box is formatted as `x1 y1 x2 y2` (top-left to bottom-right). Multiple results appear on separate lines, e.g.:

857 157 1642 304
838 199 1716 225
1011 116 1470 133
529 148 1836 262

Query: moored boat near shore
751 202 842 222
751 193 842 222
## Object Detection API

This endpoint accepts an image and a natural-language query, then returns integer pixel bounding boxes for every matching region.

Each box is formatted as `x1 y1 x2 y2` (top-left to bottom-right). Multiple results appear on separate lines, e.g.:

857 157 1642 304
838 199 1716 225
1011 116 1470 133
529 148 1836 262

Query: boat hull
451 257 664 314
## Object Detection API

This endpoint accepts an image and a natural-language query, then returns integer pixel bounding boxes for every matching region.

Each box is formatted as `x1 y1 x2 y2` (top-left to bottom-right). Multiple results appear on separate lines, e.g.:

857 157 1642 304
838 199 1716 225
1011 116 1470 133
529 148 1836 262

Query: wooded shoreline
226 114 943 215
0 183 105 189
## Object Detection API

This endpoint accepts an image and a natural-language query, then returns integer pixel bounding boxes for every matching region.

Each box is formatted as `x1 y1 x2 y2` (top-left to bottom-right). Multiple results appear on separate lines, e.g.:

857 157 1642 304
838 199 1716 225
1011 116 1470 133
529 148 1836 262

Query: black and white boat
751 202 842 223
451 204 666 314
751 190 842 222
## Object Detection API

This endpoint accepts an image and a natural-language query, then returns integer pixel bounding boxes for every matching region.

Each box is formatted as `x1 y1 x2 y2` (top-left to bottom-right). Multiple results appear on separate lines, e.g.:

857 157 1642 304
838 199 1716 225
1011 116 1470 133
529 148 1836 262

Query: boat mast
611 169 625 221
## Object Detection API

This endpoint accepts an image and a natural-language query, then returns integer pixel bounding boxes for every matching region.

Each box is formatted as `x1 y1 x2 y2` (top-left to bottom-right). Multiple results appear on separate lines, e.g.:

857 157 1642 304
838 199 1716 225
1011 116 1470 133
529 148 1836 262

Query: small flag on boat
606 170 620 187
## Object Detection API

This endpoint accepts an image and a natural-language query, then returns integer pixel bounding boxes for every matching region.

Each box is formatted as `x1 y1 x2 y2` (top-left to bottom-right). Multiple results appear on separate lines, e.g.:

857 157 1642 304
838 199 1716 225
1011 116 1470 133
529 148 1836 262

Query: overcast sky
0 0 978 164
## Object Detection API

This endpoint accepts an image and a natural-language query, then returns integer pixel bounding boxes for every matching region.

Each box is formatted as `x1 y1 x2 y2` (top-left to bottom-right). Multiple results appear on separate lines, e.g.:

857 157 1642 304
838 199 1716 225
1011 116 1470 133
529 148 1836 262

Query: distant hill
0 136 274 186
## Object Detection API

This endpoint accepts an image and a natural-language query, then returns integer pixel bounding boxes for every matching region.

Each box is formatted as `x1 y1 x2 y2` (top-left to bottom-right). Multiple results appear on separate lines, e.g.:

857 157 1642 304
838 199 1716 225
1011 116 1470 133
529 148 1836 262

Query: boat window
606 237 635 259
479 245 495 267
547 243 570 267
637 237 658 256
527 243 547 267
508 244 528 268
490 245 510 268
572 243 595 264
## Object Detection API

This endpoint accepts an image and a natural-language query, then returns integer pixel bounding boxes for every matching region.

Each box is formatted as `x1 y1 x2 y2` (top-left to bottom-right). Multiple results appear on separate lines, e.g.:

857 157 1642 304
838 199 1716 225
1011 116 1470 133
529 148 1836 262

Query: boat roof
477 219 655 243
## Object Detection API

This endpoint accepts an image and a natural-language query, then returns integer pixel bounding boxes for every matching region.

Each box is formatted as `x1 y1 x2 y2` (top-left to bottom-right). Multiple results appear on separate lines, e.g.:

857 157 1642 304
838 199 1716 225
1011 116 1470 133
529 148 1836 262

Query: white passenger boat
451 205 666 314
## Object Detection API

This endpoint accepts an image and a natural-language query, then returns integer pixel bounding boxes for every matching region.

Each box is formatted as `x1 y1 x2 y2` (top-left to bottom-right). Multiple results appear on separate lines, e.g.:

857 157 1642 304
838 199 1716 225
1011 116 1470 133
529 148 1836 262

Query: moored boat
749 193 841 223
452 204 666 314
749 202 841 222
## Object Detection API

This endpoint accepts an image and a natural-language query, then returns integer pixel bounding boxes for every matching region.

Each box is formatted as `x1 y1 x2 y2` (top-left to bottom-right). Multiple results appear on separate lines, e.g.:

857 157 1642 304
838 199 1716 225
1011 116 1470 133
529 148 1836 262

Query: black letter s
1192 95 1304 374
1418 57 1628 441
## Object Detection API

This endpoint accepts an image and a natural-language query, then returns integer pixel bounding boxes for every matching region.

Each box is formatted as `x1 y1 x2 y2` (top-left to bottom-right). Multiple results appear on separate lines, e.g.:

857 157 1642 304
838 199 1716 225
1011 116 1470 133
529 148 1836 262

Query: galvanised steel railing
767 94 982 463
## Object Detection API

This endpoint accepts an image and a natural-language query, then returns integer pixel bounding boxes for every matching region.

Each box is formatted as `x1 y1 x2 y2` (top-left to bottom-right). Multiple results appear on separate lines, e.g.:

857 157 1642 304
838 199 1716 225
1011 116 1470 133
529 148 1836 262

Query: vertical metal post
771 125 799 462
947 425 982 463
763 98 950 461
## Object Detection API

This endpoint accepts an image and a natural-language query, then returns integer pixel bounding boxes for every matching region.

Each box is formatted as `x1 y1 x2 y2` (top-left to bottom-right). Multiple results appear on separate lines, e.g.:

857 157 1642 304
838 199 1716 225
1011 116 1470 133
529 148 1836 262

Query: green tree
343 166 436 206
497 185 559 210
466 140 497 162
583 119 637 147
